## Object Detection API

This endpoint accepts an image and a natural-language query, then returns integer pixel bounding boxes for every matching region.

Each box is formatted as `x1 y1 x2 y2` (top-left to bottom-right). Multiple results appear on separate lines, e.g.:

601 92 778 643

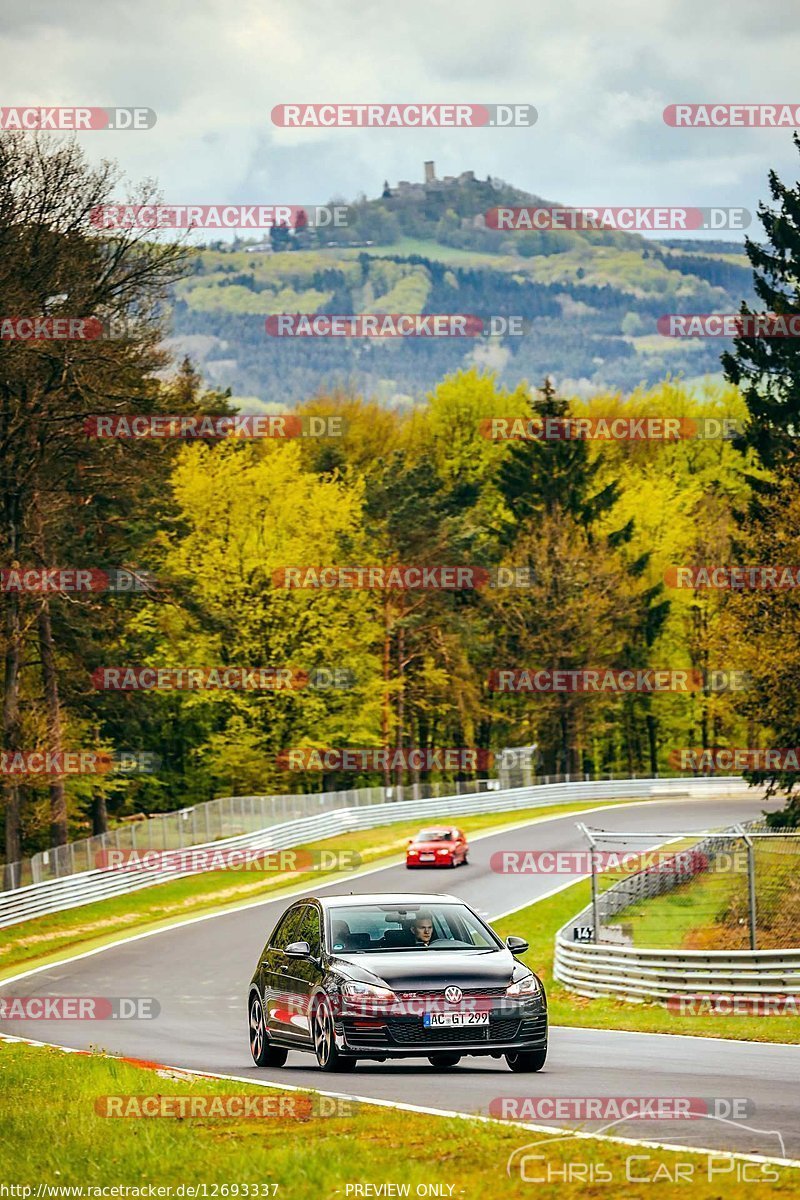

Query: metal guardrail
554 819 800 1000
554 941 800 998
2 764 716 891
0 775 749 928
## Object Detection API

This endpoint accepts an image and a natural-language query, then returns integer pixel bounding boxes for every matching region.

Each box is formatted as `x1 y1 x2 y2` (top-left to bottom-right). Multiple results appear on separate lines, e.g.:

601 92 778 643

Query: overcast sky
3 0 799 240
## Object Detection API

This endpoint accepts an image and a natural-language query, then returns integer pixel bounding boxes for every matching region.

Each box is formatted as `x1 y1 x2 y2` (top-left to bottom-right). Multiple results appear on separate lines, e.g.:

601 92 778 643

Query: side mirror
506 935 529 955
285 940 312 958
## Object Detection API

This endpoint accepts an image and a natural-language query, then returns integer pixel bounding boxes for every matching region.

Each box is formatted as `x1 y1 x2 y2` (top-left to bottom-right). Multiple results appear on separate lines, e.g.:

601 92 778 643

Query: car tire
312 996 356 1072
427 1054 461 1068
249 993 288 1068
505 1046 547 1072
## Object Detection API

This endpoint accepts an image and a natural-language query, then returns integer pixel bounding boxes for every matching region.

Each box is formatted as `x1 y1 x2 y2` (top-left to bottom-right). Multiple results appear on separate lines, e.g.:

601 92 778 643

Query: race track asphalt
3 792 799 1160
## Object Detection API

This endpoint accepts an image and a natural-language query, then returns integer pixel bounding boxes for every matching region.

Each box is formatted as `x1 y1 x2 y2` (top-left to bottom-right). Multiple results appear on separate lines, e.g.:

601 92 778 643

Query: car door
455 828 468 862
262 905 306 1042
278 904 324 1045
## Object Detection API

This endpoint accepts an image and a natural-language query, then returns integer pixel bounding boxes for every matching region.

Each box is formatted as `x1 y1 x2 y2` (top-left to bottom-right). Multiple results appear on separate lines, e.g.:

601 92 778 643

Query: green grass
1 1040 797 1192
1 798 641 978
339 237 518 268
617 868 741 948
494 880 800 1044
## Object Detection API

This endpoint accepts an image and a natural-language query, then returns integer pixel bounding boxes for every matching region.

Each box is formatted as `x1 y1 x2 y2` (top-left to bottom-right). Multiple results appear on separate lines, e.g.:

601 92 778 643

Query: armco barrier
554 940 800 1000
0 775 749 928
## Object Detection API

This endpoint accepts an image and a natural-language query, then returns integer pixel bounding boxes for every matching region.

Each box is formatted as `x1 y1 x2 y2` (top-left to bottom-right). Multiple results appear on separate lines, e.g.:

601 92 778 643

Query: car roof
309 892 461 910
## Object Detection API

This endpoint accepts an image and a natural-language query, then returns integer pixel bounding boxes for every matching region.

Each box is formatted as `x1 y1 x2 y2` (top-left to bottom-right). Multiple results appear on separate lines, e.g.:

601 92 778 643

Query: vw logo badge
445 986 463 1004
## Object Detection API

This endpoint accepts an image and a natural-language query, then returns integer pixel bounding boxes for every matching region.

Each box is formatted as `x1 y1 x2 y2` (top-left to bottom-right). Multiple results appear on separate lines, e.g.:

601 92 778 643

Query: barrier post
577 822 599 943
736 825 757 951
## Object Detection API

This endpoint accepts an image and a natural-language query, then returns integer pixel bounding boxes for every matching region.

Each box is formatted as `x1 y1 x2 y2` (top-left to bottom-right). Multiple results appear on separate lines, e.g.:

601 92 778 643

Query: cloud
1 0 798 234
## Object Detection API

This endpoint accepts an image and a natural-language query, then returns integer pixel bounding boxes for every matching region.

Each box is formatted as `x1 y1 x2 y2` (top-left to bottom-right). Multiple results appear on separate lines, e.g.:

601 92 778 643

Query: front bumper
335 1002 547 1057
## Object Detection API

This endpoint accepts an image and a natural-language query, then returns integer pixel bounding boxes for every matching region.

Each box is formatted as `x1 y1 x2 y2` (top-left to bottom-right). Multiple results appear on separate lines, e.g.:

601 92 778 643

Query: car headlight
506 971 541 997
341 981 396 1004
436 847 450 855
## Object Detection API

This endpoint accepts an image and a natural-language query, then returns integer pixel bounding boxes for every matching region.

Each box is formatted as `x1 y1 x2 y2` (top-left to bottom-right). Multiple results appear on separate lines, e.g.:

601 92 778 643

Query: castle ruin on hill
382 161 479 198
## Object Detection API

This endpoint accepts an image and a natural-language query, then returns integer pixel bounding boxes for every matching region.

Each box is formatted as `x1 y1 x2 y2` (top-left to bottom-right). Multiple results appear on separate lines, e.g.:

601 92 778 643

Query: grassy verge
1 798 639 979
495 881 800 1044
1 1040 796 1193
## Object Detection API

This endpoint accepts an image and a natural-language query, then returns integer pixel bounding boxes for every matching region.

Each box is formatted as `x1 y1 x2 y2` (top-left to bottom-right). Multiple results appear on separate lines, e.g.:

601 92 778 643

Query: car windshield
414 829 453 841
326 902 501 953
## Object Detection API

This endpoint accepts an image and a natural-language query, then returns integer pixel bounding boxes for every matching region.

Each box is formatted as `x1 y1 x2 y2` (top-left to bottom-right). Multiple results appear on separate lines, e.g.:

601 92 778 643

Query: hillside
168 167 756 404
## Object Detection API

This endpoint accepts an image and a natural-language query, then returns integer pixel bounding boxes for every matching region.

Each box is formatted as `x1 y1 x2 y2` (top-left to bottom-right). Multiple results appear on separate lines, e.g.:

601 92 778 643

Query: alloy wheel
249 995 265 1062
313 1000 332 1066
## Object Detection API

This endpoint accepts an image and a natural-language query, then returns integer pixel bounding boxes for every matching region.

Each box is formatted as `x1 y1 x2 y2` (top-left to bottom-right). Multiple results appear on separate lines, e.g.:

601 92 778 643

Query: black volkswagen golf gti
248 892 547 1072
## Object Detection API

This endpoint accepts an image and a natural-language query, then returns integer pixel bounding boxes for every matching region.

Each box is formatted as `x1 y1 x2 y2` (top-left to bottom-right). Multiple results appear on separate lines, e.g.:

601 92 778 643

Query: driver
411 912 434 945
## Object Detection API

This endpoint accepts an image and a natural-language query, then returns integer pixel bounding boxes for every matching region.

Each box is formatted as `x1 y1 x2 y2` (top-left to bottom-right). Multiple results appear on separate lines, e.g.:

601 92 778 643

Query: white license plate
419 854 435 861
423 1012 490 1027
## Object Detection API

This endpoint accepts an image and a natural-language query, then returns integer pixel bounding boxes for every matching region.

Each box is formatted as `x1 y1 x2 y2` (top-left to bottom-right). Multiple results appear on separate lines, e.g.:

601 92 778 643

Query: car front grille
388 1018 521 1045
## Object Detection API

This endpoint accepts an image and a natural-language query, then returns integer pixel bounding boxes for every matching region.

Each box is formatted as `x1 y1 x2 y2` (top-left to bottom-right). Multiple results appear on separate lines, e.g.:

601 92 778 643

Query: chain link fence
2 778 502 890
576 821 800 951
2 747 743 892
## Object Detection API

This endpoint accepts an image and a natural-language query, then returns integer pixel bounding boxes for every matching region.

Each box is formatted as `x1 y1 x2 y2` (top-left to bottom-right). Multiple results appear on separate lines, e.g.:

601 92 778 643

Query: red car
406 826 469 868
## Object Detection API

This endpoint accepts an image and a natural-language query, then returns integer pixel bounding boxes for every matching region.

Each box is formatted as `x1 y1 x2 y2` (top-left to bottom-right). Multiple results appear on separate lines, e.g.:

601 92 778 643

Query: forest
3 131 800 867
